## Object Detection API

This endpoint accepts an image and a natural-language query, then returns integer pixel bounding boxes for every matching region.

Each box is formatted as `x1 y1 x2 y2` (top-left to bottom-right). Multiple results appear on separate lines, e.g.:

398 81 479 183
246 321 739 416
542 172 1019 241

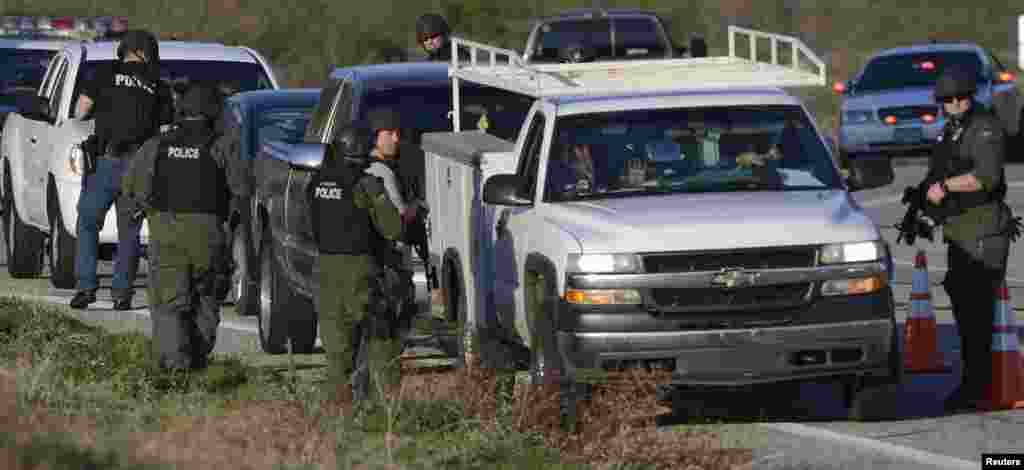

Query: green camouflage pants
315 253 403 395
147 212 226 370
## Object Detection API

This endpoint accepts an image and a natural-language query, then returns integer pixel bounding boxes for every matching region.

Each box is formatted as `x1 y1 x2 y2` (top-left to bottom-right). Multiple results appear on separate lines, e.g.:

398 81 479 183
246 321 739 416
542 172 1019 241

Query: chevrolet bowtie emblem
710 268 760 289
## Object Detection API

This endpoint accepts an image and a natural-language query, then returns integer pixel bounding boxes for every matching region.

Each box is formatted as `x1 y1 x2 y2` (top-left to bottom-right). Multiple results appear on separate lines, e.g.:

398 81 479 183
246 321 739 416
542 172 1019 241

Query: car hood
543 190 879 253
842 87 938 112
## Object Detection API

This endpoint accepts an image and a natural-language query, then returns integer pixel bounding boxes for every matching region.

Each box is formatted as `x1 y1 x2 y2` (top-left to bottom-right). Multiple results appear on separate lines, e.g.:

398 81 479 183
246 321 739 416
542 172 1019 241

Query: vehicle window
531 19 612 63
517 113 546 201
543 105 842 202
855 51 983 92
70 59 275 119
305 78 342 143
613 18 668 59
253 106 313 150
356 83 533 144
0 48 57 107
328 82 354 143
47 59 69 119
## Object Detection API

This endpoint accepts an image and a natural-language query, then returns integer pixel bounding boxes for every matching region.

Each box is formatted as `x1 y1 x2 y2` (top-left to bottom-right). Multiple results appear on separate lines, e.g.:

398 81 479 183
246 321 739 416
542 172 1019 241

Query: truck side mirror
483 173 532 206
845 153 894 192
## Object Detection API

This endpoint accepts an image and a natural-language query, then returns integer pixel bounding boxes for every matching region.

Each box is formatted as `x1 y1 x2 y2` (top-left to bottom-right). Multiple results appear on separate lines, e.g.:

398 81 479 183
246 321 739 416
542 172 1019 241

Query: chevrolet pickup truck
0 38 278 287
424 27 900 424
248 61 532 354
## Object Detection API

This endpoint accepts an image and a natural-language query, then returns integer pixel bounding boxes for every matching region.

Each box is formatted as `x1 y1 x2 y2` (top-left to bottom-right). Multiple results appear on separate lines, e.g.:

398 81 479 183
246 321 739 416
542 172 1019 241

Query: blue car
833 41 1021 162
219 88 320 312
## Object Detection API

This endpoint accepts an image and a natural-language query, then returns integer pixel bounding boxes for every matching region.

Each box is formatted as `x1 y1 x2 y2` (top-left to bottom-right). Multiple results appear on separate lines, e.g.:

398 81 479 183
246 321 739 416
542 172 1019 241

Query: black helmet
117 29 160 80
934 64 977 101
179 83 222 120
416 13 450 43
367 107 401 133
335 125 371 157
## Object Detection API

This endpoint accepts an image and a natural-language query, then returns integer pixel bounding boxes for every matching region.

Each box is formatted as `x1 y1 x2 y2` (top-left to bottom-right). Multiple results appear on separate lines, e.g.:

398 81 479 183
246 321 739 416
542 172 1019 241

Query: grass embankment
0 296 751 469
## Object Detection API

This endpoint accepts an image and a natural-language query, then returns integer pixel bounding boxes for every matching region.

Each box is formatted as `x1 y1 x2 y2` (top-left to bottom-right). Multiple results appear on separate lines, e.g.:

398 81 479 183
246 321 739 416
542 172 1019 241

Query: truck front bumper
557 291 896 387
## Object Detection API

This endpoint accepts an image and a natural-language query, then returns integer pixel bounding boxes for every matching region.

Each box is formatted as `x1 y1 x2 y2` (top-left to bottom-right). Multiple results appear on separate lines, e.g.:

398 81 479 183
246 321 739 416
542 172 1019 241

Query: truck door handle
30 137 37 144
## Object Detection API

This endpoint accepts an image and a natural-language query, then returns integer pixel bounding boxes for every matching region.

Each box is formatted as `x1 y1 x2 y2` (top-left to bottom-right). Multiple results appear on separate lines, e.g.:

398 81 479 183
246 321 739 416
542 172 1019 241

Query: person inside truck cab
546 134 611 199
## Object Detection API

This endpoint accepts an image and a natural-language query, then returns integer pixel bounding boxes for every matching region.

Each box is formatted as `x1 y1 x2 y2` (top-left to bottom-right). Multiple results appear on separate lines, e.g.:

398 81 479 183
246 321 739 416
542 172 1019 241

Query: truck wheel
256 224 317 355
525 269 585 432
4 180 44 278
48 204 76 289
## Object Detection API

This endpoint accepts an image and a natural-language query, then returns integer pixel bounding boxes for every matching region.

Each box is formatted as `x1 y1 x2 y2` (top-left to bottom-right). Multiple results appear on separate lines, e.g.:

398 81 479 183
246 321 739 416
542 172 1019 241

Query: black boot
69 290 97 309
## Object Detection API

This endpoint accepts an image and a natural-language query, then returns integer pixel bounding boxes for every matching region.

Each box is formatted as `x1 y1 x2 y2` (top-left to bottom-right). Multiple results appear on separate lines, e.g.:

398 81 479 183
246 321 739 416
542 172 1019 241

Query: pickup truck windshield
0 49 56 106
253 107 312 149
71 59 274 118
543 104 843 202
358 84 533 142
530 17 668 63
855 51 983 93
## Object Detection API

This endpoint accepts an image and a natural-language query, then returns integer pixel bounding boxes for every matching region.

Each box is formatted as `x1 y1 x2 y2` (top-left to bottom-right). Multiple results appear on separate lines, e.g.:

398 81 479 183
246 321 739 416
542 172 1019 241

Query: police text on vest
315 184 343 200
167 146 200 159
114 74 155 94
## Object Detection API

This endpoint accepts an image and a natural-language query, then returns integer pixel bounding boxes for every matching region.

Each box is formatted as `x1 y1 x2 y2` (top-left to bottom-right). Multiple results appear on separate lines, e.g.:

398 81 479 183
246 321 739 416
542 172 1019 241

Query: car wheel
48 204 76 289
256 224 317 355
4 172 44 278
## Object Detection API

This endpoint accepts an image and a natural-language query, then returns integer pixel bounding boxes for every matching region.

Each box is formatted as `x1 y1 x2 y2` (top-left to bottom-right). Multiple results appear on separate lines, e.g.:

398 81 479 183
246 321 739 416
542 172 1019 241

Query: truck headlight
564 289 642 305
567 253 639 273
819 241 884 264
68 145 84 176
842 110 874 124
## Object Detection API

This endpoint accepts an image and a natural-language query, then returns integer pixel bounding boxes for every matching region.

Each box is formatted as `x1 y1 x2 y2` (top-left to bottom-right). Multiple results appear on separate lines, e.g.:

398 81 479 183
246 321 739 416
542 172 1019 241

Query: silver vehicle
834 41 1021 162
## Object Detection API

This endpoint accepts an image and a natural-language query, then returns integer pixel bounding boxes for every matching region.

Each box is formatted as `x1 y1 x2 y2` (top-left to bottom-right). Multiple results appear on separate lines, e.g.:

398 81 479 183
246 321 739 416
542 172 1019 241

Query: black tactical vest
933 110 1007 211
150 123 226 215
95 61 164 153
311 157 378 255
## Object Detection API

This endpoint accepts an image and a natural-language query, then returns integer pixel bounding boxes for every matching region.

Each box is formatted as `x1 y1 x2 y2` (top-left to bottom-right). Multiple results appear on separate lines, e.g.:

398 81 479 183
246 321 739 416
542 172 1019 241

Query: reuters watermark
984 454 1024 469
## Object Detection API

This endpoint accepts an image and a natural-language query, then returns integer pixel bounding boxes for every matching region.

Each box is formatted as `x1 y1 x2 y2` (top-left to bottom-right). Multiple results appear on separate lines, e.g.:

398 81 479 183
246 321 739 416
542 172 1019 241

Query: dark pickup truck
249 61 533 354
521 8 706 63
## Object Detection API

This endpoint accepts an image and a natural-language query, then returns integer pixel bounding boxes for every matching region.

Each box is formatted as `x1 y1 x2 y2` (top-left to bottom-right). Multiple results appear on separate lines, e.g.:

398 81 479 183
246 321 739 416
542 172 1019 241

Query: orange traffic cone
979 283 1024 411
902 250 952 373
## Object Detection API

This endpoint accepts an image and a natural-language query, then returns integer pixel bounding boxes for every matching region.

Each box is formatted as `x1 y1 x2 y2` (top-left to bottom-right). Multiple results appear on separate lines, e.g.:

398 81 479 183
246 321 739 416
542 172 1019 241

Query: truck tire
4 174 44 278
48 204 76 289
524 266 587 432
256 224 317 354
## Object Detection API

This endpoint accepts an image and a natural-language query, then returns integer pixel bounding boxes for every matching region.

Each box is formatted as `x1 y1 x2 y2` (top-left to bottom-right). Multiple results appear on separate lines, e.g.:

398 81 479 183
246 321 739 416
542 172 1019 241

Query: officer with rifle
309 110 417 403
896 65 1022 412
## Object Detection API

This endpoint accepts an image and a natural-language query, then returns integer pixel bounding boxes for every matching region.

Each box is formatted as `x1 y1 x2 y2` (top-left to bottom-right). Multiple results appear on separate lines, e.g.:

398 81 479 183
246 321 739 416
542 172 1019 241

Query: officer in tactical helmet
416 13 469 62
310 113 412 402
72 29 174 311
920 64 1017 412
121 84 248 371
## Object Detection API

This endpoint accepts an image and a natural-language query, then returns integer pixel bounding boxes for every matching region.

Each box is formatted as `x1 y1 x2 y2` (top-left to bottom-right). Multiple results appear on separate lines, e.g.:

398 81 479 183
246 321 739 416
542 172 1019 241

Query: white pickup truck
424 26 900 422
0 38 278 287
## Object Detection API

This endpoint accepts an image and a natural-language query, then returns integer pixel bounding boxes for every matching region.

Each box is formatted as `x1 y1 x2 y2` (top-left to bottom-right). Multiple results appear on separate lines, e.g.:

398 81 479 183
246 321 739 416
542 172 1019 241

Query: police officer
309 118 408 402
121 84 247 371
415 13 469 62
925 65 1015 411
72 29 174 310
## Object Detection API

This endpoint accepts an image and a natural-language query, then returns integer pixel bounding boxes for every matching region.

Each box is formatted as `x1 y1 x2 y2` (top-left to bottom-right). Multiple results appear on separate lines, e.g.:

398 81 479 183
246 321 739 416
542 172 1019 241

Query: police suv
0 36 279 287
425 27 900 421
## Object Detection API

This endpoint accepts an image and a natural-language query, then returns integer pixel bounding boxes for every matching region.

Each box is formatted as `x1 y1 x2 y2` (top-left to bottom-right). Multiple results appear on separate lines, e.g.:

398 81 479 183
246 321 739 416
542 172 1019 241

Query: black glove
1008 216 1023 242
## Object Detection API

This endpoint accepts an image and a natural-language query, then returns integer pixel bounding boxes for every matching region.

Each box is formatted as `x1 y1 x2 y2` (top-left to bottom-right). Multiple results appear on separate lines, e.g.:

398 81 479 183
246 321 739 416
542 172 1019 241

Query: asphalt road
3 158 1023 469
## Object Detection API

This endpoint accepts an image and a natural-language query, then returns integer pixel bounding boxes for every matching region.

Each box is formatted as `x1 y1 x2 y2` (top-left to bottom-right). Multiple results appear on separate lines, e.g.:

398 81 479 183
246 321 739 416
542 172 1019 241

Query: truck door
285 76 353 296
23 55 69 227
493 108 550 337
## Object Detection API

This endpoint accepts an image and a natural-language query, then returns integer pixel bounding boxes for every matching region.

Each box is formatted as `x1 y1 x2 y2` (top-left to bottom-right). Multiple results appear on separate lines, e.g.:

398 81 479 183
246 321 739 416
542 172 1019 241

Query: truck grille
650 282 812 312
877 105 938 122
641 246 817 273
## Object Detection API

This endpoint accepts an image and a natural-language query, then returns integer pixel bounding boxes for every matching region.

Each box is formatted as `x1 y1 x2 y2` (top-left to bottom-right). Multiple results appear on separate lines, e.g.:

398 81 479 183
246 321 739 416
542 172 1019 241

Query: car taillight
884 115 897 125
998 72 1015 83
921 113 935 123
